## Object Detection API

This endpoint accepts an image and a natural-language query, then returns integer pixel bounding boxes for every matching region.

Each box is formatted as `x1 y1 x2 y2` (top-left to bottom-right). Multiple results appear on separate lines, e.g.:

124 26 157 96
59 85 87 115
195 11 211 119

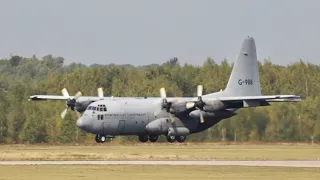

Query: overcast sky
0 0 319 66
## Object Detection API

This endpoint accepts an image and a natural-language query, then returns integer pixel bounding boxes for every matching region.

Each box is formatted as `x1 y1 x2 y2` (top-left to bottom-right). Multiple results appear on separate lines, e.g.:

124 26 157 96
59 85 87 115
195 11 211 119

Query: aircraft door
117 120 125 134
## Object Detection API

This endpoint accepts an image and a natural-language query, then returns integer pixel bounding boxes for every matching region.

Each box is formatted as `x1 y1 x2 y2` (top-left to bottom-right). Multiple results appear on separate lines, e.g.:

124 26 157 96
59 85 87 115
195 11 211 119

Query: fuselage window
97 114 104 120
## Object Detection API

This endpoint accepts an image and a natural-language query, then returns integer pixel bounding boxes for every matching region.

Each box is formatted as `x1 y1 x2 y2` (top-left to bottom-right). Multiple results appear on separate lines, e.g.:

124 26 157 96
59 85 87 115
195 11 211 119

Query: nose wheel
95 134 106 143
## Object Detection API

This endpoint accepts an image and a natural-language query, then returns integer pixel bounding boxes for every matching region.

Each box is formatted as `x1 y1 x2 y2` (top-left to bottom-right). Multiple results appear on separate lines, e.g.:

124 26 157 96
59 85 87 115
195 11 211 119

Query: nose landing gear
95 134 106 143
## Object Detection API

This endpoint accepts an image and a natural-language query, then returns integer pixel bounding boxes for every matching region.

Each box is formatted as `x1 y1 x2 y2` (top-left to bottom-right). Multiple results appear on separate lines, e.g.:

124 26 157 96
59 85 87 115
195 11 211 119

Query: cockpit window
97 104 107 112
92 106 96 110
88 106 92 110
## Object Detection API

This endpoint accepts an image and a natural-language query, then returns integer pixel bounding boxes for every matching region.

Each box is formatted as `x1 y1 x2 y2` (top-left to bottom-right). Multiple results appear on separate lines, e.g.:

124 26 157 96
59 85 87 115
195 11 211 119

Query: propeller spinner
61 88 82 119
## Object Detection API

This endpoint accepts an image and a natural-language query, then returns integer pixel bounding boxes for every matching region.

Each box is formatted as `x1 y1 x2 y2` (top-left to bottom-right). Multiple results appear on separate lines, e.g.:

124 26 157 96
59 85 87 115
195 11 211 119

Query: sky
0 0 319 66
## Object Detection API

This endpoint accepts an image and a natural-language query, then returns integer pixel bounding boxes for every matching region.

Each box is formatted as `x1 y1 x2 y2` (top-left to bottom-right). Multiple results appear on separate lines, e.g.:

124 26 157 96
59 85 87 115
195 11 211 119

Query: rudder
224 36 261 96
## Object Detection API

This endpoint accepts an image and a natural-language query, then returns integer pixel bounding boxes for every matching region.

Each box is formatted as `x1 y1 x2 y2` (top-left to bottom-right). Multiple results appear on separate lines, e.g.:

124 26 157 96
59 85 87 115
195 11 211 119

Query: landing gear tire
166 135 176 143
95 134 106 143
149 135 159 142
138 135 149 143
95 135 100 143
176 135 186 143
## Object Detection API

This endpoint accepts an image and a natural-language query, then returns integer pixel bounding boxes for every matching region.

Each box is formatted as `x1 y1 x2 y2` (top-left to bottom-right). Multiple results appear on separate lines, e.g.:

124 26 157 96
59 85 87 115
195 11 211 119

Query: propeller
185 85 205 123
61 88 82 119
196 85 205 123
160 88 175 123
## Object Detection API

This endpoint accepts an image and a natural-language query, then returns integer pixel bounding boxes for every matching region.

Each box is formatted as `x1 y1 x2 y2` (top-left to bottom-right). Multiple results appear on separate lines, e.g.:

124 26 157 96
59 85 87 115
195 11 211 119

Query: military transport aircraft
29 36 302 143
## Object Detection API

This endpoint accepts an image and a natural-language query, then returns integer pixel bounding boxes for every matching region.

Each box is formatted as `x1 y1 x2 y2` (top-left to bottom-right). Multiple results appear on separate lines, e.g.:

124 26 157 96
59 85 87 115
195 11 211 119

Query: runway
0 160 320 167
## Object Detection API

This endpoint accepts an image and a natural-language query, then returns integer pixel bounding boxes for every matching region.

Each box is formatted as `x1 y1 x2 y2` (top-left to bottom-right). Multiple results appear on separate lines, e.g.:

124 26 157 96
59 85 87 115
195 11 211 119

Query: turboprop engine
201 100 225 112
159 85 227 124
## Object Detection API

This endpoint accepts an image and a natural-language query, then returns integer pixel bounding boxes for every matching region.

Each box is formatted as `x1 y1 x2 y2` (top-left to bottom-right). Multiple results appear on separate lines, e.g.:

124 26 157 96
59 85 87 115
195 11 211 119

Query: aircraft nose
76 116 91 131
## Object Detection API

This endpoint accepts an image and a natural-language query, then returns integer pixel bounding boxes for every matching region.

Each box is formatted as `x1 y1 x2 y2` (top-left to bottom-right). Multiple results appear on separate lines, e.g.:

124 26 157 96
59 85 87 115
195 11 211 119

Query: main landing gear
138 135 186 143
166 135 186 143
138 135 159 143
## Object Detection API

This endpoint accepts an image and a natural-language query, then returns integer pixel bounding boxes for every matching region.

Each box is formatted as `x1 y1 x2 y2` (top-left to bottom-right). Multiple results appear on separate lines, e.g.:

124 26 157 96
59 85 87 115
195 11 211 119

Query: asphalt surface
0 160 319 167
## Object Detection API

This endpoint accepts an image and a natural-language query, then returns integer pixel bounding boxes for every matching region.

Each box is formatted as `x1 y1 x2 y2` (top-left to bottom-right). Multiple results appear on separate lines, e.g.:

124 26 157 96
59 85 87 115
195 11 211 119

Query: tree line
0 55 319 143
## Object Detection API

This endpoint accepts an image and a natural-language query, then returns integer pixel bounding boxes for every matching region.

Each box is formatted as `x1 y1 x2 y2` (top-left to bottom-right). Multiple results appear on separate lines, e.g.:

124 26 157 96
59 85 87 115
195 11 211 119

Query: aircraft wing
29 95 70 101
213 95 302 102
188 94 302 109
28 95 145 101
28 95 103 101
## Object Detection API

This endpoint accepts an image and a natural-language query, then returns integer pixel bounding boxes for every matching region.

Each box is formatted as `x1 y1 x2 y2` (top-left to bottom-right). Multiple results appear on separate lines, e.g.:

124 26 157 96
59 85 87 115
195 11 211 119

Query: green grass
0 165 319 180
0 143 319 161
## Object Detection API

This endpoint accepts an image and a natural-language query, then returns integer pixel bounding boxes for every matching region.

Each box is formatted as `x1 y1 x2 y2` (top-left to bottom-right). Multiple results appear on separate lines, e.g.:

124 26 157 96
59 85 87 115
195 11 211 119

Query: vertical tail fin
224 36 261 96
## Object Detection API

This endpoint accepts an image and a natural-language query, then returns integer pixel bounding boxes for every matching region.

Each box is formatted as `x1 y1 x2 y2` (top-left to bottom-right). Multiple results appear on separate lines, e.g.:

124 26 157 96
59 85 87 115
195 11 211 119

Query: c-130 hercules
29 36 301 143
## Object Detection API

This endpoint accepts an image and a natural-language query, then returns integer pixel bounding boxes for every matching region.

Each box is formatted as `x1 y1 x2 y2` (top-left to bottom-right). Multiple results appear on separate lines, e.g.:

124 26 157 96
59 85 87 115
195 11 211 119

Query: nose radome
76 117 84 128
76 116 91 132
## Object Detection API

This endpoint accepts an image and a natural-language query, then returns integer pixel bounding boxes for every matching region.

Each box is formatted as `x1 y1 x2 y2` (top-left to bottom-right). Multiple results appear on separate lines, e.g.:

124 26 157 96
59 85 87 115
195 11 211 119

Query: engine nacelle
202 100 225 112
75 100 94 113
168 127 190 136
169 102 188 114
145 118 169 134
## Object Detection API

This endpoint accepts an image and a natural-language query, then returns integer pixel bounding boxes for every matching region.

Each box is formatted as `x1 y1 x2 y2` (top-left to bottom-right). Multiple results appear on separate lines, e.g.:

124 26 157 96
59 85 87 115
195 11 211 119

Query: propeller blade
160 88 166 99
196 107 205 123
74 91 82 100
200 111 204 123
61 88 70 99
98 87 104 99
186 102 195 109
61 108 68 119
169 113 175 123
197 85 203 97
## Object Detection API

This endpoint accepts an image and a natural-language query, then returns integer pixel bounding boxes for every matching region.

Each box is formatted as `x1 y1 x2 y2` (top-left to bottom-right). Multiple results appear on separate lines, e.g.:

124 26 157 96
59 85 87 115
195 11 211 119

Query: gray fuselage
76 97 237 136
